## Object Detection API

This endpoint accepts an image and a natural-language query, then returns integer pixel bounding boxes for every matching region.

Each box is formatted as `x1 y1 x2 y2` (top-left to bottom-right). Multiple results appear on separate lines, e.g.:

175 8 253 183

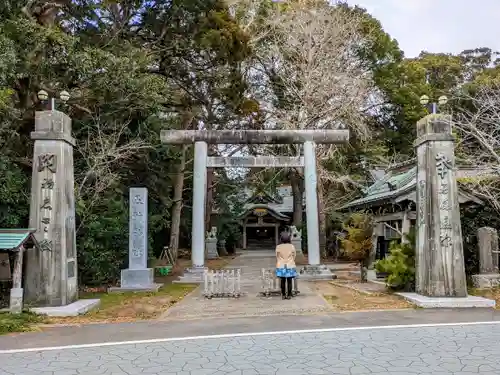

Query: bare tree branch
74 116 153 232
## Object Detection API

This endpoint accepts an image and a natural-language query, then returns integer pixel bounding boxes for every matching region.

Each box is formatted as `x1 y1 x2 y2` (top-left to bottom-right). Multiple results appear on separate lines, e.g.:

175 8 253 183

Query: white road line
1 320 500 354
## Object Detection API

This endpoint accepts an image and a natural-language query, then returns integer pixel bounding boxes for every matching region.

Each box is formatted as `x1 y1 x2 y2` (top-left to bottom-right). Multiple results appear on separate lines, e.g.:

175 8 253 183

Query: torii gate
161 129 349 281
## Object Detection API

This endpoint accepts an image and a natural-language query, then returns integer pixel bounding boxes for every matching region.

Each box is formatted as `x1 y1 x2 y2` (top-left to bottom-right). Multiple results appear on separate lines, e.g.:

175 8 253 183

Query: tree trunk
290 170 303 227
317 180 327 259
168 145 187 260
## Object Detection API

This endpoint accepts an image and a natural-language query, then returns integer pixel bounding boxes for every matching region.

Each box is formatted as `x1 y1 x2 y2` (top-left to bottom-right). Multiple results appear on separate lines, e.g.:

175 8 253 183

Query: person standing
275 232 297 299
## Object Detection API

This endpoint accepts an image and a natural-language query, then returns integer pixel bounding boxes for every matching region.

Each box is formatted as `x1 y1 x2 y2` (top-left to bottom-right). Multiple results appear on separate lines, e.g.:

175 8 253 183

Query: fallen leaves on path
311 281 413 311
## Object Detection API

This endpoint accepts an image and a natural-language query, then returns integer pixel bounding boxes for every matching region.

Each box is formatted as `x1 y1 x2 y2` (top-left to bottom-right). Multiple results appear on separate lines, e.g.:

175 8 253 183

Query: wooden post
10 245 25 314
401 209 411 244
12 246 23 288
242 223 247 250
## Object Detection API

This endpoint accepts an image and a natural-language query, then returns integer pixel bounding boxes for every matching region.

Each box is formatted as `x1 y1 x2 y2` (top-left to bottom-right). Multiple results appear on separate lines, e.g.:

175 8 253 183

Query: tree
232 0 379 254
375 230 416 291
340 213 373 282
0 0 254 285
454 85 500 212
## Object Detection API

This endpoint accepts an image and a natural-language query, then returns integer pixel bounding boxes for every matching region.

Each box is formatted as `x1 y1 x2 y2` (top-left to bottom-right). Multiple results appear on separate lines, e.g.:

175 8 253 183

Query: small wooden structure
0 229 39 313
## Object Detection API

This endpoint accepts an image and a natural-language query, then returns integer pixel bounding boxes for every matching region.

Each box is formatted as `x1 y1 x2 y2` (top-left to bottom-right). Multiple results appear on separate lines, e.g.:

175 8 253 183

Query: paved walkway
159 251 332 320
3 321 500 374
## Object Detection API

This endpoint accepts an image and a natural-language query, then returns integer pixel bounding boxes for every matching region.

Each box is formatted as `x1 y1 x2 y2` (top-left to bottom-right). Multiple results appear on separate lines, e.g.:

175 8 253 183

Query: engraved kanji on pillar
38 153 56 251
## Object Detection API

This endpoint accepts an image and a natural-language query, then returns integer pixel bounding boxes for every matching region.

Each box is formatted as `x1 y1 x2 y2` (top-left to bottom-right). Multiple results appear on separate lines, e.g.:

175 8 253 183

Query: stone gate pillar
415 114 467 297
303 141 320 265
192 141 208 267
176 141 207 282
300 141 334 279
25 110 78 307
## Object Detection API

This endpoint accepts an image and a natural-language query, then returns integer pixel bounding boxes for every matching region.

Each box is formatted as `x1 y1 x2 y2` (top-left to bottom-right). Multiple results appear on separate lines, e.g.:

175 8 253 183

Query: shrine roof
238 204 290 221
340 163 485 211
340 167 417 210
244 190 283 205
0 229 38 251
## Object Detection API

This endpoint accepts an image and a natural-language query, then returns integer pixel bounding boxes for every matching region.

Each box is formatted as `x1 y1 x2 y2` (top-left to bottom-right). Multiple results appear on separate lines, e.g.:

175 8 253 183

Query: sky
349 0 500 58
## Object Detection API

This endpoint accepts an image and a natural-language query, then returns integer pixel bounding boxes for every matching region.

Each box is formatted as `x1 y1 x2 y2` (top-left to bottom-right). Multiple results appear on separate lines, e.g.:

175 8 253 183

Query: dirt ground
295 255 346 266
310 281 414 311
470 288 500 309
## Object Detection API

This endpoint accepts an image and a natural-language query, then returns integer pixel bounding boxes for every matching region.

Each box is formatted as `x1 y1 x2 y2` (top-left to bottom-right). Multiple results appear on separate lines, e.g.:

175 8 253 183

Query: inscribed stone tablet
129 187 148 269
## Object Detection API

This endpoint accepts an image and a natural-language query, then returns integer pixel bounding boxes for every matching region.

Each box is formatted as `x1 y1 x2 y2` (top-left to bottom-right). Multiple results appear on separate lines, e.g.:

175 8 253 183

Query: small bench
260 268 300 297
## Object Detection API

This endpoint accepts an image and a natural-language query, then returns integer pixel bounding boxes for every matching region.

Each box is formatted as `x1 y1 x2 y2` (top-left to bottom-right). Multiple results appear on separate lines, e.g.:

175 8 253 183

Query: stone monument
23 110 99 316
109 187 161 292
289 226 303 255
471 227 500 288
398 114 494 308
206 226 219 259
25 110 79 307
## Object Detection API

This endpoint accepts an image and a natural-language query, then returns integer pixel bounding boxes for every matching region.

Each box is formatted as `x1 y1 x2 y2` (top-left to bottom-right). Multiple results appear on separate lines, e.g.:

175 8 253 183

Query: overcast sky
349 0 500 58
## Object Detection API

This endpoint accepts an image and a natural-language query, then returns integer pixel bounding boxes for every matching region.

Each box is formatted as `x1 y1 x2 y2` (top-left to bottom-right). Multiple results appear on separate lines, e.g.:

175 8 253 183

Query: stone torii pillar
161 129 349 282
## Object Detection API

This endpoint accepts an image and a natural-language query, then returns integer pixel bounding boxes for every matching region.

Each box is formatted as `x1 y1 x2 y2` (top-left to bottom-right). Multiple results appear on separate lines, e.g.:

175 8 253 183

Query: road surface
2 317 500 374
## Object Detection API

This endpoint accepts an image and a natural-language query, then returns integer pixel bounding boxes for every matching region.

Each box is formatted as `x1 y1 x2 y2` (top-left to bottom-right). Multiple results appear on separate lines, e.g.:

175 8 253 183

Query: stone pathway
3 322 500 374
159 251 332 320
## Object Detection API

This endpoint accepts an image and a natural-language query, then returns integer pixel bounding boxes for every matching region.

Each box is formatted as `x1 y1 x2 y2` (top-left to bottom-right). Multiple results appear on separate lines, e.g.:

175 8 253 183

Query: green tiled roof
0 229 36 251
341 167 417 210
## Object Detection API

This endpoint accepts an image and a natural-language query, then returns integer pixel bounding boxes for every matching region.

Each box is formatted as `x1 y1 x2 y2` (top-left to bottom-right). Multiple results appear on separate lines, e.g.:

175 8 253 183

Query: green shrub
0 311 45 335
375 229 416 291
340 213 373 282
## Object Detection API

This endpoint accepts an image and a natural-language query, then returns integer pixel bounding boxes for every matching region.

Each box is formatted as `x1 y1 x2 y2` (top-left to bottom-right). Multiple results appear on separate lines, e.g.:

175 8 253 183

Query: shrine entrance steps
158 250 332 320
245 239 275 250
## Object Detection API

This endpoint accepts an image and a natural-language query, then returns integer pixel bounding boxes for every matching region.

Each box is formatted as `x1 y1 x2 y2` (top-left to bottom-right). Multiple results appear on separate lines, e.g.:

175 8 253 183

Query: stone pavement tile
2 323 500 374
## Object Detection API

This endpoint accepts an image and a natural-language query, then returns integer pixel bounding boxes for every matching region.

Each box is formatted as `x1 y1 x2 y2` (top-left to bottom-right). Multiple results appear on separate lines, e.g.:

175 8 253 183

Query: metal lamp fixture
37 90 49 101
438 95 448 105
37 90 71 110
59 90 70 102
420 94 448 114
419 95 430 105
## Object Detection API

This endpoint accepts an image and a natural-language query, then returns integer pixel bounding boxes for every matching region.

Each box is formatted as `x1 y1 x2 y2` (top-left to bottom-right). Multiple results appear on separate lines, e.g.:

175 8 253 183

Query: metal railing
203 269 241 298
260 268 300 297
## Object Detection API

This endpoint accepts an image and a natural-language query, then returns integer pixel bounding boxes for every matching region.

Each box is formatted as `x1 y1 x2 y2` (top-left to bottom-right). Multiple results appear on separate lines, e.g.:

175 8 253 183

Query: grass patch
0 311 45 335
470 287 500 308
47 283 197 324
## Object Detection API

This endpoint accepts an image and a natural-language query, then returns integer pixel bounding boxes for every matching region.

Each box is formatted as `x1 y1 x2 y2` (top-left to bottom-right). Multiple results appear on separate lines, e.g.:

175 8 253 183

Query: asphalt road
2 308 500 351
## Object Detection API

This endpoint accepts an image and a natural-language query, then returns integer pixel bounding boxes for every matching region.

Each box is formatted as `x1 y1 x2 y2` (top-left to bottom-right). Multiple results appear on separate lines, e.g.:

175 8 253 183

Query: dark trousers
280 277 293 296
